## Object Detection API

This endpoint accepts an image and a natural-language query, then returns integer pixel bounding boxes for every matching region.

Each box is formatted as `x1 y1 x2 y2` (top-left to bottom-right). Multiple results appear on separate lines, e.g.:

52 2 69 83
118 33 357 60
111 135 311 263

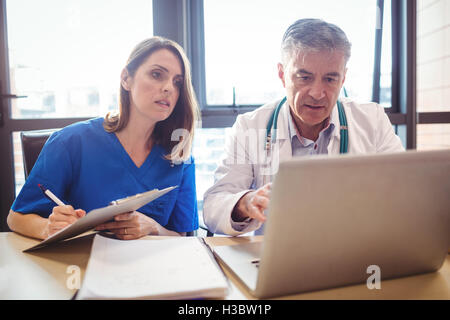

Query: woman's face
122 48 184 124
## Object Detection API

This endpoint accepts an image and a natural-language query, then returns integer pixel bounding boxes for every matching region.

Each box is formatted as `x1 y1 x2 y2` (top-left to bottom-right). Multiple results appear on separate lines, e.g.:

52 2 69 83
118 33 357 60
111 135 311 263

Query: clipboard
23 186 177 252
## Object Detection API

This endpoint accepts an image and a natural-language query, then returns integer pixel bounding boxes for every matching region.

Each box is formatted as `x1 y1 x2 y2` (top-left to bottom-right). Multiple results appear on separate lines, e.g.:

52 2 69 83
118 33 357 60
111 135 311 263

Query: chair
20 129 58 179
199 222 214 237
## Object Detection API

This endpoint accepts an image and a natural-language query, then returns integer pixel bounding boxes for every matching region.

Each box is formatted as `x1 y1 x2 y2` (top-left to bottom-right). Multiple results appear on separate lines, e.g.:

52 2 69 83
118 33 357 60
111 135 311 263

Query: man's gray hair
281 18 352 64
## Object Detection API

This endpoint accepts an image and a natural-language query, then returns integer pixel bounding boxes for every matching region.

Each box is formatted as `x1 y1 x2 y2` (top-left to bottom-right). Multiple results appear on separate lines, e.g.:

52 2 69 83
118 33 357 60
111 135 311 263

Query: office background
0 0 449 232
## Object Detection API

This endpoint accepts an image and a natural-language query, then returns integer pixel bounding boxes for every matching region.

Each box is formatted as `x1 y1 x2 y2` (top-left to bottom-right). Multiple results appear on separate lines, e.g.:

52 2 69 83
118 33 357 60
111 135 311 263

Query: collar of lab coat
274 100 340 141
272 100 341 159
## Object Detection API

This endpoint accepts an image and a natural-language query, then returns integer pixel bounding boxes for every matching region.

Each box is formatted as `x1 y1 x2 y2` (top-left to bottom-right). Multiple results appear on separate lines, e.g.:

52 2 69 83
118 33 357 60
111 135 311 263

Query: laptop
213 149 450 298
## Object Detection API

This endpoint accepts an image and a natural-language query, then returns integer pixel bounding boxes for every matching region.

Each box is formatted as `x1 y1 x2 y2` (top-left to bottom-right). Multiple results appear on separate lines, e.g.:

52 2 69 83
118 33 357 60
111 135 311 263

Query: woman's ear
121 68 131 91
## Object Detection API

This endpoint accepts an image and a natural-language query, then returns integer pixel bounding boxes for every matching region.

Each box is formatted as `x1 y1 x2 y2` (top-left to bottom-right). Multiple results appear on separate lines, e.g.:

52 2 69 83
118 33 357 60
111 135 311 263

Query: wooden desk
1 232 449 300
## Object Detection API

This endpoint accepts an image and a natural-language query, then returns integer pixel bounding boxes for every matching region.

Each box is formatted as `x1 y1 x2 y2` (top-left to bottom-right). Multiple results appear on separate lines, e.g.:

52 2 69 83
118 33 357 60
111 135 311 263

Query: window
2 0 154 210
416 0 450 113
192 128 229 214
417 124 450 150
6 0 153 119
204 0 387 106
416 0 450 150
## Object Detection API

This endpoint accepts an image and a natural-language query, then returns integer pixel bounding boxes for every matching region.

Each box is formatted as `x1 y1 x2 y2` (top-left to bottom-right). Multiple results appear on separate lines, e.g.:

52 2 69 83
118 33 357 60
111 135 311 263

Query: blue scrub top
12 117 198 233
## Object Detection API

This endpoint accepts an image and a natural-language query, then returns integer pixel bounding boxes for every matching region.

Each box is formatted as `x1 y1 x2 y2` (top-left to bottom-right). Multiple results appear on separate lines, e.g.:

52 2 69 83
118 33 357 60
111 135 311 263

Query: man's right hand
232 183 272 223
45 205 86 238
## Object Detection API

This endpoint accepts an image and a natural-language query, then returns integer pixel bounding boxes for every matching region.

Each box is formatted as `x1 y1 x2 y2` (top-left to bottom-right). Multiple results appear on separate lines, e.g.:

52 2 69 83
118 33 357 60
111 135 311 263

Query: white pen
38 184 66 207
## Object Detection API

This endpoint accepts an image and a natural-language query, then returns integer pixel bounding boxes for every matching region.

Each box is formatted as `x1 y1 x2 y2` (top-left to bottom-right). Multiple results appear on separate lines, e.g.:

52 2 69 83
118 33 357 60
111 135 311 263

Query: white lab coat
202 98 405 236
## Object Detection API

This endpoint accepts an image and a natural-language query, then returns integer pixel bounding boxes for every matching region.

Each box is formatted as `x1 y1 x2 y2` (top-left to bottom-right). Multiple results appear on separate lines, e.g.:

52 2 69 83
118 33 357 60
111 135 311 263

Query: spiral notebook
77 235 229 300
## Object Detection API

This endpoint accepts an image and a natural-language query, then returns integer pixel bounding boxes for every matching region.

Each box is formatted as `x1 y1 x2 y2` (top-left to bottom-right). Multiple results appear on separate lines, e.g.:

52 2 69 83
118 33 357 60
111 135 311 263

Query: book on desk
76 234 229 300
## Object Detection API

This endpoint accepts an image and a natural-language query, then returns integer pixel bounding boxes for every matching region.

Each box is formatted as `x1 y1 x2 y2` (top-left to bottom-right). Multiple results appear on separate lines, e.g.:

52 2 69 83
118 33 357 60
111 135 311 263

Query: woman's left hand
95 211 161 240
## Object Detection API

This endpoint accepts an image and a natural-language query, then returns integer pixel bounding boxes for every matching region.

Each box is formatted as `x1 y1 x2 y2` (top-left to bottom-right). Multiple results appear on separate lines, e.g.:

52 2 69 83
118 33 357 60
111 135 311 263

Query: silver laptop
213 149 450 298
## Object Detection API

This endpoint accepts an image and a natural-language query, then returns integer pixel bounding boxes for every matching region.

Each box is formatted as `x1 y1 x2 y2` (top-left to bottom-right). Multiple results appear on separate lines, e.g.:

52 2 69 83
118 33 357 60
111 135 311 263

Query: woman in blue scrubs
8 37 200 240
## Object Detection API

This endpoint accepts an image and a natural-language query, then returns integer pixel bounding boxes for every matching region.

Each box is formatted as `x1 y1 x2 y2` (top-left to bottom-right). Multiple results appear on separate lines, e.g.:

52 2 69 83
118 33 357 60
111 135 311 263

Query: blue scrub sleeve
11 132 73 218
165 158 198 233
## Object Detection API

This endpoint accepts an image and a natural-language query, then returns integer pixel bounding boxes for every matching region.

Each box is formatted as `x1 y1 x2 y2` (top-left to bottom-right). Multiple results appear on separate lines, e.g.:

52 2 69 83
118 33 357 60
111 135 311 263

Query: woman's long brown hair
103 36 200 162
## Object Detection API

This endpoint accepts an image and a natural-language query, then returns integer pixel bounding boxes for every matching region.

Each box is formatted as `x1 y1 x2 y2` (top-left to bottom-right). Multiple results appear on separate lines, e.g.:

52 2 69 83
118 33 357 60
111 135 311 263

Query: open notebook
76 235 229 300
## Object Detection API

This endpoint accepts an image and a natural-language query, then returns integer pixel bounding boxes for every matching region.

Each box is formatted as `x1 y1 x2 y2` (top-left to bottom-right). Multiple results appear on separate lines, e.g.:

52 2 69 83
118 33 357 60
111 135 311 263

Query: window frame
154 0 450 147
0 0 151 230
2 0 450 231
183 0 403 127
183 0 449 146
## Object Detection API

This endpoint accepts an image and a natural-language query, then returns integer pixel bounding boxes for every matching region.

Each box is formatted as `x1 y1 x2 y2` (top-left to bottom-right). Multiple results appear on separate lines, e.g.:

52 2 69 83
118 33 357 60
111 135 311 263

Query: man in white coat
203 19 404 236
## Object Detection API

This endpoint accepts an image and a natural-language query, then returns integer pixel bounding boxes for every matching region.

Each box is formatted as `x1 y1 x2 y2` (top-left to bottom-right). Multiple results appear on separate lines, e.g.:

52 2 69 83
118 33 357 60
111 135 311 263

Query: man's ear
342 67 347 85
278 63 286 88
121 68 131 91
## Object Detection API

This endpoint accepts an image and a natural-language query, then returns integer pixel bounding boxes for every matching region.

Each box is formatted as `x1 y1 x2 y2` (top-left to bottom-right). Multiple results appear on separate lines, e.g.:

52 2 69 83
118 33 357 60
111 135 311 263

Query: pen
38 184 66 207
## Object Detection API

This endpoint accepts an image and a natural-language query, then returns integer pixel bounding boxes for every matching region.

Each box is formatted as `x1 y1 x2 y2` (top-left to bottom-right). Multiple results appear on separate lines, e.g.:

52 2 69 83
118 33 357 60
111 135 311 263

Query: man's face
278 49 347 131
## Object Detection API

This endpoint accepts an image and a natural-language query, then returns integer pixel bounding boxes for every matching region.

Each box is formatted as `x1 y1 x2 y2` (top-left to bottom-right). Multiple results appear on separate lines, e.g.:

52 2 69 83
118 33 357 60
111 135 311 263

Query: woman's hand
95 211 163 240
45 205 86 238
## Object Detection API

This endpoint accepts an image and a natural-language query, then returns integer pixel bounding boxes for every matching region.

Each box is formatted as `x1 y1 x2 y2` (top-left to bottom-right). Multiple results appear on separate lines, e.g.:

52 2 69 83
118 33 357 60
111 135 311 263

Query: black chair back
20 129 58 179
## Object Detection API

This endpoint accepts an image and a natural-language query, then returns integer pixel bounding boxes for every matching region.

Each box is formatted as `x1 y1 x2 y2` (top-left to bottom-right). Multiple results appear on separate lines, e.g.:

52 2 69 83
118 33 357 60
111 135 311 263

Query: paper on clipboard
23 186 177 252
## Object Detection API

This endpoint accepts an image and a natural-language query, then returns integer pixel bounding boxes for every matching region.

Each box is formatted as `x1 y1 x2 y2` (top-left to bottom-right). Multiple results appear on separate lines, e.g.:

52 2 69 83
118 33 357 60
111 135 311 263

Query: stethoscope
265 96 349 160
